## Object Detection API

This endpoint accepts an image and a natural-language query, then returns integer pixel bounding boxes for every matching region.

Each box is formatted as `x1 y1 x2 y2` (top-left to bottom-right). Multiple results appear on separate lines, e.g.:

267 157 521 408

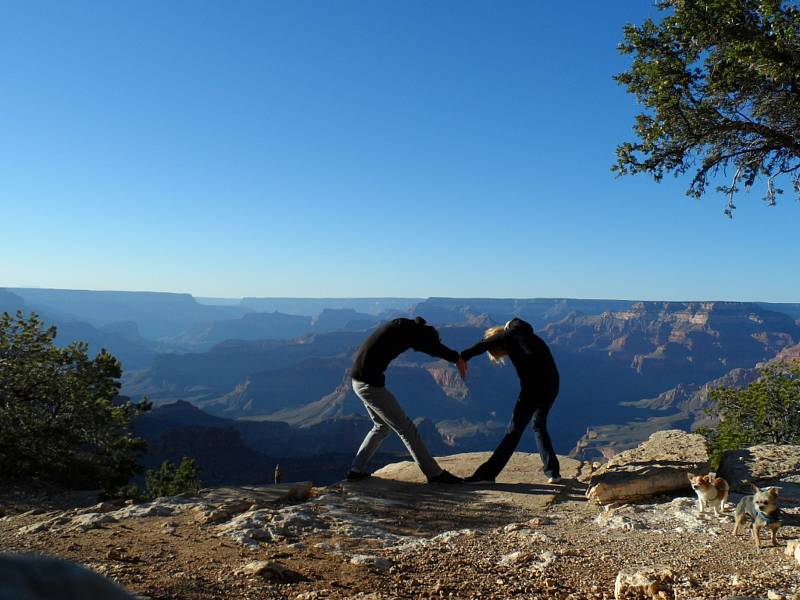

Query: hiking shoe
427 470 464 484
345 470 371 482
547 476 561 484
464 474 495 484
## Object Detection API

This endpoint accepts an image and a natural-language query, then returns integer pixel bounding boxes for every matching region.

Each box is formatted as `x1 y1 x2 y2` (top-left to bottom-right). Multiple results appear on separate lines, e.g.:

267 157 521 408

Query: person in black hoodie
347 317 467 484
459 318 561 484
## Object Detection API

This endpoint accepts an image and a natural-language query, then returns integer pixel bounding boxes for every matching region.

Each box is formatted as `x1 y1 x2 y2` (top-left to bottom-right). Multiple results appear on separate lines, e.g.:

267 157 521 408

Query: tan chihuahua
688 473 730 516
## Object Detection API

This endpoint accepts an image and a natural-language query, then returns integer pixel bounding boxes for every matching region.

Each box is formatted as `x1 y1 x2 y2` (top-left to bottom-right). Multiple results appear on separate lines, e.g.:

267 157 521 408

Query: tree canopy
0 311 151 490
613 0 800 216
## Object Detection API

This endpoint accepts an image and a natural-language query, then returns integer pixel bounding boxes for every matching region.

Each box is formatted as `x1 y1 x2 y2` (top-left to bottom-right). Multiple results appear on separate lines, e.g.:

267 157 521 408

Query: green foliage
702 360 800 467
106 483 144 502
144 457 202 499
0 311 151 490
613 0 800 216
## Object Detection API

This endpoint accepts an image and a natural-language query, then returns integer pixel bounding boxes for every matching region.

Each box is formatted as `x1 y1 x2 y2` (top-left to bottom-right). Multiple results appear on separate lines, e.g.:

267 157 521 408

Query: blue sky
1 1 798 302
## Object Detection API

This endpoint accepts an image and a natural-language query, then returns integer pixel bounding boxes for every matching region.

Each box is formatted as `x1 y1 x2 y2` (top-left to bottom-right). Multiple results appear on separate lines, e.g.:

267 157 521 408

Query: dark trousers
475 390 560 480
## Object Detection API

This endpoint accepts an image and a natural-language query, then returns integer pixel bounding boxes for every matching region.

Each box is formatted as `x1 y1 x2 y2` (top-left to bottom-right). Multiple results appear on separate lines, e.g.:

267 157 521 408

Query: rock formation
585 430 709 504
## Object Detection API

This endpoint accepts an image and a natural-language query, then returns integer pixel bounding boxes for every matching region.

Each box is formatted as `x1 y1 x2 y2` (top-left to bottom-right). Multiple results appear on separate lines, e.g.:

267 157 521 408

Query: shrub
0 311 151 490
701 360 800 467
144 457 202 499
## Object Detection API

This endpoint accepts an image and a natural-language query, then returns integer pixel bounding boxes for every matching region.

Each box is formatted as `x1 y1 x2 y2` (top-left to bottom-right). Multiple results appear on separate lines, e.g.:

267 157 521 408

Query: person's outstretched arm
460 328 513 362
408 322 469 380
412 332 460 363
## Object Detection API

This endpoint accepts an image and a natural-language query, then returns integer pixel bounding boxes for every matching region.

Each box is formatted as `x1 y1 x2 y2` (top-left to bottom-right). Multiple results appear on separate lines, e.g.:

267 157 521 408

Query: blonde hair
484 325 508 365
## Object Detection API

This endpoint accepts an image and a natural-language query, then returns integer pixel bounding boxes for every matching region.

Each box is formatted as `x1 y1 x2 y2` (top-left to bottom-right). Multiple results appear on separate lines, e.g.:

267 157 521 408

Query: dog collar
757 510 781 524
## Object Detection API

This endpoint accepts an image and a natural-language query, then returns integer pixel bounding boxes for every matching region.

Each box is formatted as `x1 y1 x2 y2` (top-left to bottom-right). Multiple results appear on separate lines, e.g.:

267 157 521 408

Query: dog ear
687 472 694 481
768 487 780 496
750 482 760 493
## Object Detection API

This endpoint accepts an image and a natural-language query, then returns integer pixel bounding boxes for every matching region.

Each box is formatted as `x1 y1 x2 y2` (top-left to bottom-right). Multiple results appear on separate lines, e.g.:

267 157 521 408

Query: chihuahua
733 483 781 548
687 473 729 515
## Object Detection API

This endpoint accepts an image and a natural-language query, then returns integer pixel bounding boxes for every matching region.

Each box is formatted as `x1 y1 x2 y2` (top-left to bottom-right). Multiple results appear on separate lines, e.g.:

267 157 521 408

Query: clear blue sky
1 1 798 302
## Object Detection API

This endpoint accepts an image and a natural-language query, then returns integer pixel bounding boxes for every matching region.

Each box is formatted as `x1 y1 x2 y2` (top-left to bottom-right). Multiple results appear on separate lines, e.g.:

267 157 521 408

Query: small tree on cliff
613 0 800 216
703 360 800 466
0 311 151 490
144 457 202 499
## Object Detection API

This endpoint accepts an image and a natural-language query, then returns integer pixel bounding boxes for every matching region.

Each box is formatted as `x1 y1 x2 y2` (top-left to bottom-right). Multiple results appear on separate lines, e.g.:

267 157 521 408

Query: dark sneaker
427 470 464 484
345 470 370 482
464 474 495 484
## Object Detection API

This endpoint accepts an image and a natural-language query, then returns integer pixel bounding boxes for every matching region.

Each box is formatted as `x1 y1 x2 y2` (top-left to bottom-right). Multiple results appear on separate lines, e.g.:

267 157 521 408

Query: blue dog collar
757 510 781 524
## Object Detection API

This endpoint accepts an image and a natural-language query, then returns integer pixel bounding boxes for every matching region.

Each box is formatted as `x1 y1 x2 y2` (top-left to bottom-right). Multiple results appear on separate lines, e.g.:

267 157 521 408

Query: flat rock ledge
718 445 800 500
586 430 709 505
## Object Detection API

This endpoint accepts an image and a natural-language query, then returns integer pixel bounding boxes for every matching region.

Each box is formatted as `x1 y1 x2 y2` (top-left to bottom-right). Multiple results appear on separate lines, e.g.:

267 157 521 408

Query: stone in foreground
587 430 708 505
785 539 800 567
614 566 674 599
236 560 303 582
350 554 392 572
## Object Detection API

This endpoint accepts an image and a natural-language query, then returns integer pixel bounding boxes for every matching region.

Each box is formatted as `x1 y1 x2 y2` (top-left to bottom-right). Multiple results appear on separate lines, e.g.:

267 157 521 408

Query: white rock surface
349 554 392 572
784 539 800 566
70 513 118 532
614 566 674 599
497 551 523 566
530 550 556 572
236 560 297 581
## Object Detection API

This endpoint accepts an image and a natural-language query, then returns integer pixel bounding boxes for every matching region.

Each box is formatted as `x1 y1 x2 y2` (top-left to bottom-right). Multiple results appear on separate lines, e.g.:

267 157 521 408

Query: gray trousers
350 379 443 479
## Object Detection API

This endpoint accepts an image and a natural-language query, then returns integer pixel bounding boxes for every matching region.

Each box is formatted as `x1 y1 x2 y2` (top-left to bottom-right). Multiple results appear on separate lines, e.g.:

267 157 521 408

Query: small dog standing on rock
733 483 781 548
687 473 729 515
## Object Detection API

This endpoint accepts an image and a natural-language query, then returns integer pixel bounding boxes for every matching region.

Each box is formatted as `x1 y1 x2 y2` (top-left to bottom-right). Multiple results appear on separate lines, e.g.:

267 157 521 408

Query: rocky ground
3 452 800 599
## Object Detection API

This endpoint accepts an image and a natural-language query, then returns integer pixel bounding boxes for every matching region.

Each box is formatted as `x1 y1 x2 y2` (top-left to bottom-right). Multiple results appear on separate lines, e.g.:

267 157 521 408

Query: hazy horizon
2 284 797 305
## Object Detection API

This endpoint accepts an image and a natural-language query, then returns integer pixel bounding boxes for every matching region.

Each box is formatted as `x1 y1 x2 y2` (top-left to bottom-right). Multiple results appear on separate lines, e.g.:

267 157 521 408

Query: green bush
701 360 800 467
144 457 202 499
0 311 151 490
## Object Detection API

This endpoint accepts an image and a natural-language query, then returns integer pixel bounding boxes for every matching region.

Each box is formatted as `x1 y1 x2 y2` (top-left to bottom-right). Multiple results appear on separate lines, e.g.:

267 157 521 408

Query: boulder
586 430 708 505
717 445 800 500
614 566 675 599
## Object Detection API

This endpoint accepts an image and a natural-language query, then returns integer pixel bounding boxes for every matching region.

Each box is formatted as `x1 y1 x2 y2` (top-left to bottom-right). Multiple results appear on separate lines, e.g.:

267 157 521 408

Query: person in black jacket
459 318 561 483
347 317 467 484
